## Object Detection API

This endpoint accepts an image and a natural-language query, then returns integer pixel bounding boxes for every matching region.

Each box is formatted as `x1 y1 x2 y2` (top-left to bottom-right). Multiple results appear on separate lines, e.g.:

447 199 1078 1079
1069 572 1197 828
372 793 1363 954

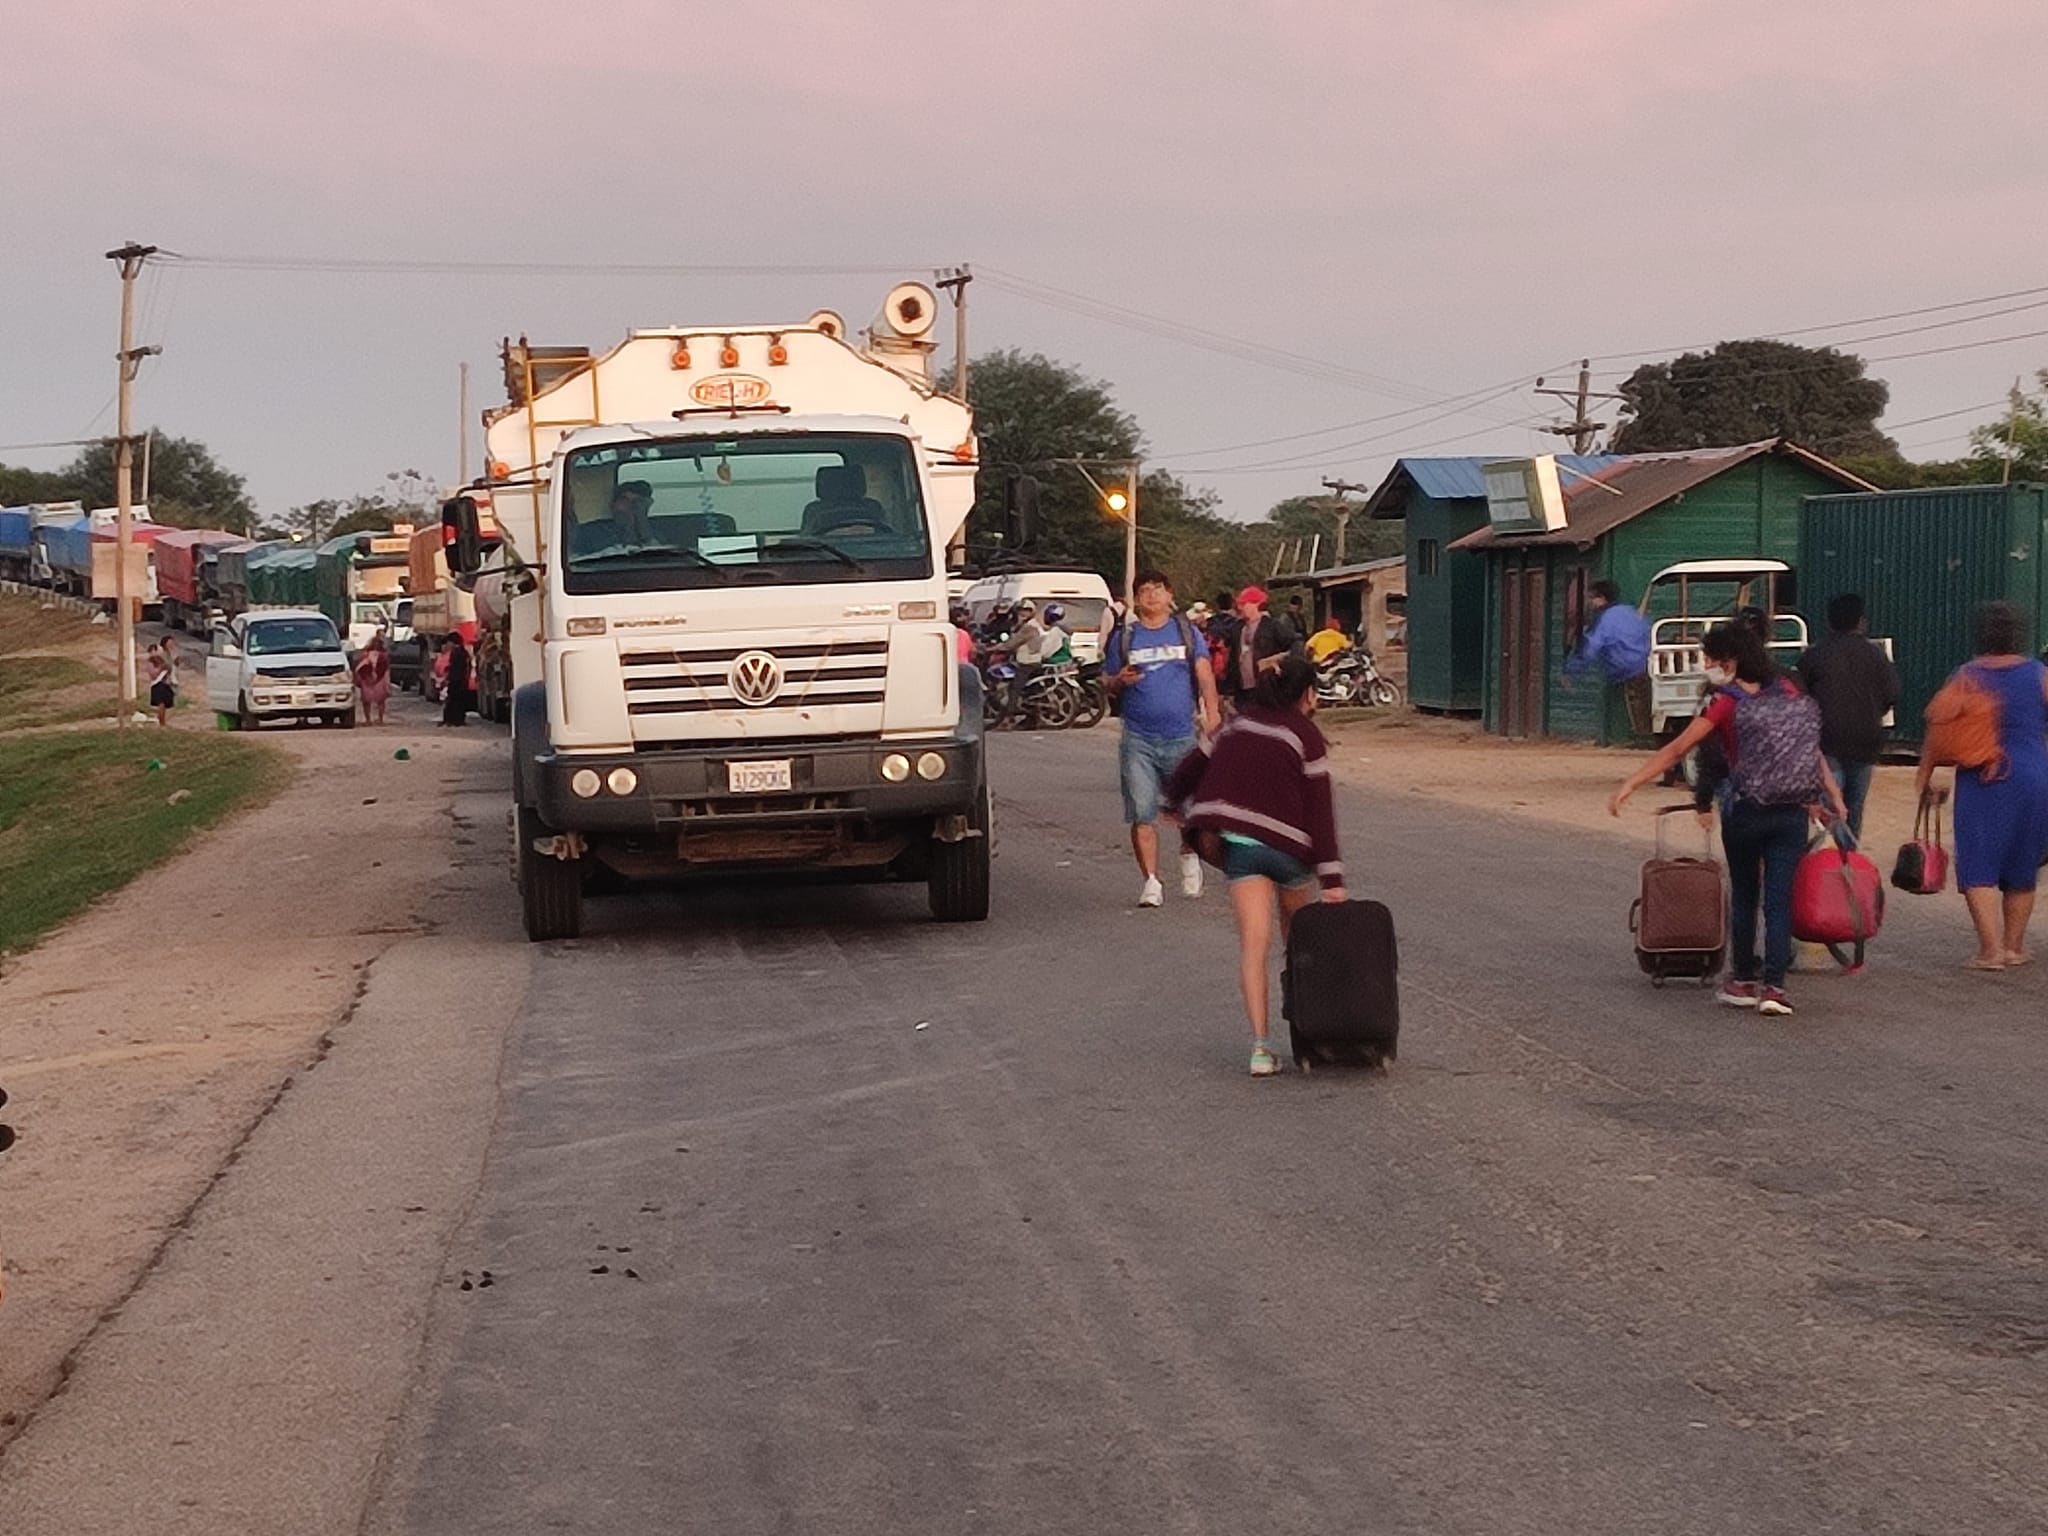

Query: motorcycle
1315 648 1401 709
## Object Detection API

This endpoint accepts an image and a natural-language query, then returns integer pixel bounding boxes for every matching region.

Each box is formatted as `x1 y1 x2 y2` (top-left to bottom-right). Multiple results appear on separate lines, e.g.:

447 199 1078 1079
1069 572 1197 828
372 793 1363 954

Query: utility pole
459 362 472 484
1060 457 1141 613
1534 360 1627 454
2002 375 2023 486
1320 477 1371 565
107 241 160 725
935 266 972 401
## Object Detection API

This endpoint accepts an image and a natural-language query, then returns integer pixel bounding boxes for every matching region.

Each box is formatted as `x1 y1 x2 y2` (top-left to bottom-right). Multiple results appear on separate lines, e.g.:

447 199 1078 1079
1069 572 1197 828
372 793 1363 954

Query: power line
1151 365 1578 461
159 252 939 278
1584 281 2048 366
0 437 104 453
978 267 1534 425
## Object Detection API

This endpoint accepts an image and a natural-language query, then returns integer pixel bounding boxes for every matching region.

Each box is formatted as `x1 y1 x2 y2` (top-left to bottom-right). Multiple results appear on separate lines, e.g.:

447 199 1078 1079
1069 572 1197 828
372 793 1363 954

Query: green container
1800 483 2048 745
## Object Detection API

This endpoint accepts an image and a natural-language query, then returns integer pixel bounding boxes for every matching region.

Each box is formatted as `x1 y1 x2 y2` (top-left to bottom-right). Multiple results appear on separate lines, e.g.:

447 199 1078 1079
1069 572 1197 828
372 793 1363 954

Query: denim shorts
1120 730 1196 824
1220 835 1316 890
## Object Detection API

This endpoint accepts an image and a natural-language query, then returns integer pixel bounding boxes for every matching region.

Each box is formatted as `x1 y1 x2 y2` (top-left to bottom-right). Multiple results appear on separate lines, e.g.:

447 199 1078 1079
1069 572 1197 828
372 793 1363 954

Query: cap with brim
1237 585 1269 609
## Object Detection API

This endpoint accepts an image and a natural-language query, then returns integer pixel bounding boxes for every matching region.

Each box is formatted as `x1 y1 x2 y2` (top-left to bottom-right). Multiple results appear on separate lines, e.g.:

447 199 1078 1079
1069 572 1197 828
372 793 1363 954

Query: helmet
1016 599 1037 615
1042 603 1065 625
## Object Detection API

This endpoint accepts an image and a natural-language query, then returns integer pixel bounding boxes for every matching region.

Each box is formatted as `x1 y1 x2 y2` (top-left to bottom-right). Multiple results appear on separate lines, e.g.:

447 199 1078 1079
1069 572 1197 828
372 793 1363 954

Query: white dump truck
444 282 1019 940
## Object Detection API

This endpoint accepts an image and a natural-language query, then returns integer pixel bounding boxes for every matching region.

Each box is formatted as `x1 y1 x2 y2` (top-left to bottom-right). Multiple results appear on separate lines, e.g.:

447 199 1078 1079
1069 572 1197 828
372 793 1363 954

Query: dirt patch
1320 710 1928 858
0 678 500 1443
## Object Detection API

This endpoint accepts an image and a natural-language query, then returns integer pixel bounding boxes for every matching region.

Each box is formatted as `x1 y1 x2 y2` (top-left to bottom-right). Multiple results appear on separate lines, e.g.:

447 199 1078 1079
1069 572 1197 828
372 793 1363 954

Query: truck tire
336 710 357 729
516 803 583 941
238 695 260 732
928 780 992 923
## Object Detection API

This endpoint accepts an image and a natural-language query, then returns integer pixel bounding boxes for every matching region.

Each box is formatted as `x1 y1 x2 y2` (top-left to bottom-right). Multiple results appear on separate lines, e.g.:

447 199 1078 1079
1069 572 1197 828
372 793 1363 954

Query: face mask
1703 664 1735 687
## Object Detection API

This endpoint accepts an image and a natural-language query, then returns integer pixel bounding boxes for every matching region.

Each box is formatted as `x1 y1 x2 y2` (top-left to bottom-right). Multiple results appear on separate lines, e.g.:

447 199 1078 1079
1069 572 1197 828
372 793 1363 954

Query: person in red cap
1218 585 1303 707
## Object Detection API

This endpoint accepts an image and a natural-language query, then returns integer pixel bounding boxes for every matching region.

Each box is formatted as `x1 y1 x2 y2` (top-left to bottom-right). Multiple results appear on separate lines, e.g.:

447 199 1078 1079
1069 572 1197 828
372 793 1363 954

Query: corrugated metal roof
1448 441 1876 552
1364 454 1618 517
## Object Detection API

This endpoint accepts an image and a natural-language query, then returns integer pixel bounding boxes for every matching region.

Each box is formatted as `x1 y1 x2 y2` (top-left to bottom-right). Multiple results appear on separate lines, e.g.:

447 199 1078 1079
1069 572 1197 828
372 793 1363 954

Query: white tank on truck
444 282 1031 939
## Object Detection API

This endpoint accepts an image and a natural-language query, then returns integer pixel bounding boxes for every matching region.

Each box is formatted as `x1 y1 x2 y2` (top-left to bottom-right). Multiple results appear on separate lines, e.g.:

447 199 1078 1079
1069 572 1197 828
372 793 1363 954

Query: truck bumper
531 736 982 838
247 686 355 715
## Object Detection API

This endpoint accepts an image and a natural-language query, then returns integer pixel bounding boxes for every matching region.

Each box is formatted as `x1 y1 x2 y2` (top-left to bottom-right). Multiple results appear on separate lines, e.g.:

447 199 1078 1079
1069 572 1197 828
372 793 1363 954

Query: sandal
1965 956 2007 972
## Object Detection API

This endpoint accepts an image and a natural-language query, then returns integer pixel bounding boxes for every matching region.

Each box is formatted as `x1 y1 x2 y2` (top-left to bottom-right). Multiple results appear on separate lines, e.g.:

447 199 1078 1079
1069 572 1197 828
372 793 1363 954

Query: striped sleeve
1300 722 1345 889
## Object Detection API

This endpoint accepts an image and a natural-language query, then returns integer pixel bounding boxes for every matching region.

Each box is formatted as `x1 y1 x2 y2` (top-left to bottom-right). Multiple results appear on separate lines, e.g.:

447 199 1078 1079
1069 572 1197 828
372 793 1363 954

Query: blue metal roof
1397 454 1620 503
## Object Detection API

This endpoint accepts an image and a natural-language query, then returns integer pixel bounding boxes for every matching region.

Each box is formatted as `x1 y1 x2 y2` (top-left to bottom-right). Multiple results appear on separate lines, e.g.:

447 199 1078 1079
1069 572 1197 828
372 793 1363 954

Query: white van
206 608 357 729
960 569 1116 662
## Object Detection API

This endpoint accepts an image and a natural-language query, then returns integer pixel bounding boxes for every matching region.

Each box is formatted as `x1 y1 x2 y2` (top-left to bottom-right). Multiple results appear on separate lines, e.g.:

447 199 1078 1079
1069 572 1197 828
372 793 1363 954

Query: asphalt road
338 724 2048 1535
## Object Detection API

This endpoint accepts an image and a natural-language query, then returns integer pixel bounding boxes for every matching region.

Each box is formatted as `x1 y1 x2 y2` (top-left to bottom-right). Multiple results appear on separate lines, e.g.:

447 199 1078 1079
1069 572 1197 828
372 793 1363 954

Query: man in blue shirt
1104 568 1222 908
1566 578 1655 734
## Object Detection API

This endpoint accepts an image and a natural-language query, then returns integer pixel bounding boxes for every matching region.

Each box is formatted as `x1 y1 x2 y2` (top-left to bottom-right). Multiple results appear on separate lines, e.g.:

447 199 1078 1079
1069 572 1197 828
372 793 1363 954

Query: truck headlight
328 670 352 685
880 753 911 783
606 767 638 796
570 768 602 798
916 752 947 781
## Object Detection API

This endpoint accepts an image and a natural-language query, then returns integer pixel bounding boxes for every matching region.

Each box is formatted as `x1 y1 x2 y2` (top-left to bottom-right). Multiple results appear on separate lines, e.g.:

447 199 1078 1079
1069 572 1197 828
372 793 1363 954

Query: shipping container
1800 483 2048 745
152 528 247 627
246 542 321 609
0 507 32 578
42 517 94 594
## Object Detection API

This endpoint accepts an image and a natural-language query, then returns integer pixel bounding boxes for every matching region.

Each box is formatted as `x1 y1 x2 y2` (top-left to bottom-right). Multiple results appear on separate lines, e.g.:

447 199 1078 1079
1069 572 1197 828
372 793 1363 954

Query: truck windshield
559 433 932 593
246 618 341 655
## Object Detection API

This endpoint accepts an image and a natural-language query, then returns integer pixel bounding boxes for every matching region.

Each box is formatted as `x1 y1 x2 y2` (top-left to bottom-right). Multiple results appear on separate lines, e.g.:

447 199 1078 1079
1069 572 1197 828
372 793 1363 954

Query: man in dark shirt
1797 592 1900 840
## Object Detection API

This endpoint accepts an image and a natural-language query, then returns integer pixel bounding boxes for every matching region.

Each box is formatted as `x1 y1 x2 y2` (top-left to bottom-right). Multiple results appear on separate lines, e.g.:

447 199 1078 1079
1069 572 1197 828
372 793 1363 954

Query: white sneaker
1137 875 1164 908
1180 851 1204 899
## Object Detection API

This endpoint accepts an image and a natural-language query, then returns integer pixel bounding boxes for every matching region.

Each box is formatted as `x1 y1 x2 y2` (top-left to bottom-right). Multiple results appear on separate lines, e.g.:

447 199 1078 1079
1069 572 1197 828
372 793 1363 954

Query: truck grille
619 639 887 717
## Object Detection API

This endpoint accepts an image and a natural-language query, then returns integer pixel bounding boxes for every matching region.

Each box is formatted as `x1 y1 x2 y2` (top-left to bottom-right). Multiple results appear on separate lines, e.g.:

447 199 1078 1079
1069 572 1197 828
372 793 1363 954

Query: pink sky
5 0 2044 514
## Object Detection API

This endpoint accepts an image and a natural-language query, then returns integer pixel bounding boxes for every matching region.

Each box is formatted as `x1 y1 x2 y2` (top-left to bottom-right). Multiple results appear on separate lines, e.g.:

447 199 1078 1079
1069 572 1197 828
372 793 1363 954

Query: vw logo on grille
728 650 784 707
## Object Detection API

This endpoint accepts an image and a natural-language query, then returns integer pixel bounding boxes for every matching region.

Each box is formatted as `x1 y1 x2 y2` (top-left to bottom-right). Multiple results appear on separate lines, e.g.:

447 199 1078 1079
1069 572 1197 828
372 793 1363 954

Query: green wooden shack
1450 440 1872 743
1364 454 1614 712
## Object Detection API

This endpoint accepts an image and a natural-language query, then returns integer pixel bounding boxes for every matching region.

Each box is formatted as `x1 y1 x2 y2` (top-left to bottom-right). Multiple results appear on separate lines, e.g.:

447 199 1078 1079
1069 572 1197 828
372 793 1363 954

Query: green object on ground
0 730 291 958
394 747 411 761
146 758 164 772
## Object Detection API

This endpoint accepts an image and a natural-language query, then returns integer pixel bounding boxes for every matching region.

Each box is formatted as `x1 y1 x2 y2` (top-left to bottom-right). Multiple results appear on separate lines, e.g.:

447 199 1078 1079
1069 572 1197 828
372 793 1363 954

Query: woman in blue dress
1917 601 2048 970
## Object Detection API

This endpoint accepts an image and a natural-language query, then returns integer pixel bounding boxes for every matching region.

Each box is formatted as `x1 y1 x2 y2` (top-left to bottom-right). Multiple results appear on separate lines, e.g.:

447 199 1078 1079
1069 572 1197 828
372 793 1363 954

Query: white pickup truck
206 608 358 730
1642 560 1809 733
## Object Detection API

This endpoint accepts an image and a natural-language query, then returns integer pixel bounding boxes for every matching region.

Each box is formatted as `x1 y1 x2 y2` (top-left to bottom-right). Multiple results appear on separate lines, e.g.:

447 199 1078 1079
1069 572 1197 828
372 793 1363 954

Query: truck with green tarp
315 530 413 651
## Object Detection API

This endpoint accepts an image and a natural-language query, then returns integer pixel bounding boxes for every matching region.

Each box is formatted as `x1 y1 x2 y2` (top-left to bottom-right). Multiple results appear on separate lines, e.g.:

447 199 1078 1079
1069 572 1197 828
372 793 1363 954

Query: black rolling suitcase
1282 899 1399 1072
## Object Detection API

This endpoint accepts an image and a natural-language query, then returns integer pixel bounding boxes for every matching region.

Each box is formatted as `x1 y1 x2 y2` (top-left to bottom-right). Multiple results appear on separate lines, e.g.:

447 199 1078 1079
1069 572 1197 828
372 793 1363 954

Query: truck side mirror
1003 474 1040 551
442 496 484 576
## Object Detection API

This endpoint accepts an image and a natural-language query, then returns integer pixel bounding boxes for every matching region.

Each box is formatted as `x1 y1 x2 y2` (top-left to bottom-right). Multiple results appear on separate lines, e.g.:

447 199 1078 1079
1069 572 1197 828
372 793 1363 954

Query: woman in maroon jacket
1165 656 1347 1075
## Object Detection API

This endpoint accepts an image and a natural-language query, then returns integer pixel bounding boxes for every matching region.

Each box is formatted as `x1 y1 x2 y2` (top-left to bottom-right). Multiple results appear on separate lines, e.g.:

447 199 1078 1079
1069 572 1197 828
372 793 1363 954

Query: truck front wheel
928 781 992 923
516 803 584 941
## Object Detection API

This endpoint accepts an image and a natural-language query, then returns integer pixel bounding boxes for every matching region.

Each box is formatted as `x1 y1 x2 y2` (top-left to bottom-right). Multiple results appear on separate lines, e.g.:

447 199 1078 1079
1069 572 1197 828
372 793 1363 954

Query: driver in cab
571 479 658 556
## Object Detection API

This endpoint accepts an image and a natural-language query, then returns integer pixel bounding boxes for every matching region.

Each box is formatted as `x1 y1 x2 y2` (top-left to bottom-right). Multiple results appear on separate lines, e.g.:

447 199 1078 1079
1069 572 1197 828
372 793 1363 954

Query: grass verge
0 730 292 959
0 655 119 730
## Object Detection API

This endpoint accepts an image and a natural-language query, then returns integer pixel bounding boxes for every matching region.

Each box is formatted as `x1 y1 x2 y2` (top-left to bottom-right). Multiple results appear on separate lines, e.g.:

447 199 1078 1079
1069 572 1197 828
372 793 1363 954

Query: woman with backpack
1611 623 1846 1017
1915 600 2048 970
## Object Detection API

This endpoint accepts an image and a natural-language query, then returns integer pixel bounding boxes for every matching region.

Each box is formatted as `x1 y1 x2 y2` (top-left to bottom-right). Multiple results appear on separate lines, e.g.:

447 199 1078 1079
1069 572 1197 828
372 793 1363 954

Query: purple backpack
1730 681 1824 807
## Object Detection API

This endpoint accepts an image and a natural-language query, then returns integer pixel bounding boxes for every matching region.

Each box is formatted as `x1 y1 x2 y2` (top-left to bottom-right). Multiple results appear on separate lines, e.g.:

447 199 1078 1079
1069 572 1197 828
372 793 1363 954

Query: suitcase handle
1628 896 1641 937
1653 804 1712 861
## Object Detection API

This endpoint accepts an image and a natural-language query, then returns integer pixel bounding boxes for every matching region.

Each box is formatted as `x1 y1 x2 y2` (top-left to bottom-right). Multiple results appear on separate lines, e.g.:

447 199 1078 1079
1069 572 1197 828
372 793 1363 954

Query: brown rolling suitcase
1629 806 1725 986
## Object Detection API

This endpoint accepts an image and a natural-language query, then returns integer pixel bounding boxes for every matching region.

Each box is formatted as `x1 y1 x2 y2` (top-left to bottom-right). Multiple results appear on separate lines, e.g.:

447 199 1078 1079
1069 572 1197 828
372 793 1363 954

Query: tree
63 431 258 533
1611 340 1893 458
1256 494 1403 565
0 463 74 504
1964 371 2048 481
953 350 1252 594
271 470 439 543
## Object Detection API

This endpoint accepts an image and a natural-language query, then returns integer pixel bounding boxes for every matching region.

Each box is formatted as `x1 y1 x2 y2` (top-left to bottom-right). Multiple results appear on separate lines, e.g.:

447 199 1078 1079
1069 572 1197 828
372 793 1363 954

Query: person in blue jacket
1566 579 1654 734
